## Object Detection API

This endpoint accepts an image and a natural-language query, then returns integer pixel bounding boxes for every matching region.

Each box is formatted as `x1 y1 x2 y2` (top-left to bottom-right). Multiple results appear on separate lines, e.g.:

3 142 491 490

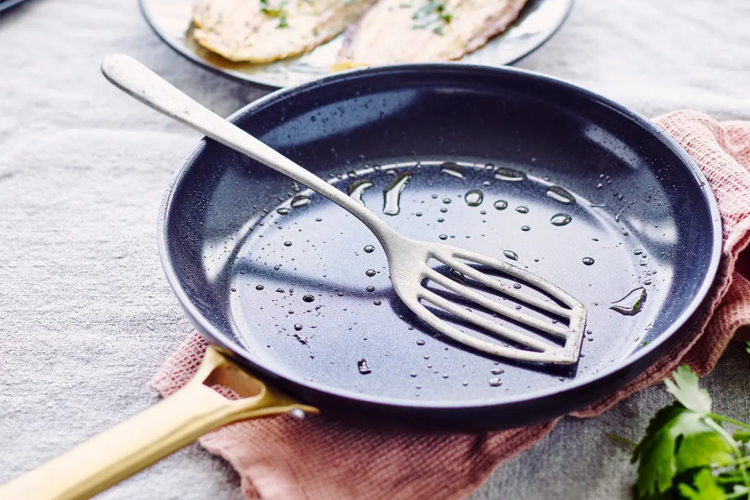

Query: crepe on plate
337 0 527 65
193 0 378 63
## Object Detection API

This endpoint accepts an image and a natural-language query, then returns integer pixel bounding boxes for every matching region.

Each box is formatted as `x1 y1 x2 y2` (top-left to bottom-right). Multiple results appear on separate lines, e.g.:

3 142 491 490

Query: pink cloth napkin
151 111 750 500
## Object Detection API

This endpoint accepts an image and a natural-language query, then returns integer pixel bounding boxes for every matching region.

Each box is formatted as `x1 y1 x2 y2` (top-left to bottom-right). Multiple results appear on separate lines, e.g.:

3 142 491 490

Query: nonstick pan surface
159 64 721 431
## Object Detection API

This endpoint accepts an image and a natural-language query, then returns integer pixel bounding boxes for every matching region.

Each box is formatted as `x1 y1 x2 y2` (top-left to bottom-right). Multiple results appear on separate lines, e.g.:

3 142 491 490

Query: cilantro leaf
665 365 712 414
632 405 734 499
677 469 725 500
732 430 750 443
746 340 750 356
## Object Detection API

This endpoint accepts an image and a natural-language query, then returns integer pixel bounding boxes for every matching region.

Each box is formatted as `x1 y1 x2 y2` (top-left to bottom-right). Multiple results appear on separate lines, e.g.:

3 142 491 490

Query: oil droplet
440 207 448 213
284 241 292 247
366 286 375 292
489 378 502 387
550 213 572 226
449 268 466 283
521 226 530 232
494 167 527 182
442 374 449 379
294 324 303 331
462 381 469 386
383 173 413 216
411 372 417 377
302 294 315 302
491 368 504 375
503 250 518 261
443 198 452 204
582 257 595 266
546 186 576 204
610 287 647 316
493 200 508 211
256 285 265 290
440 162 465 179
290 195 311 208
515 206 529 214
358 359 372 374
364 245 375 253
464 189 483 207
439 234 448 240
437 218 445 223
366 269 376 277
276 207 290 215
348 179 373 204
373 300 382 306
416 340 425 346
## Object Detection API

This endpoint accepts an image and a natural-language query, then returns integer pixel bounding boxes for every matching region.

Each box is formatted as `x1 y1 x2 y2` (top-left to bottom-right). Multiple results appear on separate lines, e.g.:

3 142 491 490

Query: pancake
337 0 527 65
193 0 377 63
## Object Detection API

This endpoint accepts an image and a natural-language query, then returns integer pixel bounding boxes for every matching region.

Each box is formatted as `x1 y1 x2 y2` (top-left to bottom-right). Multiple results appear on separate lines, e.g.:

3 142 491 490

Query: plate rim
138 0 575 89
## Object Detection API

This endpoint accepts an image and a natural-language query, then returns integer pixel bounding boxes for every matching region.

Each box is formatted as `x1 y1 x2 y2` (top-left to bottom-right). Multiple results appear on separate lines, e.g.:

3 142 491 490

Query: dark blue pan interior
159 65 721 430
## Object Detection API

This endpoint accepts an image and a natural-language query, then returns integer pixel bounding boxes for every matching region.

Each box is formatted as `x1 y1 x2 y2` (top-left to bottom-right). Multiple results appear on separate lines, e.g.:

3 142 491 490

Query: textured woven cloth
151 111 750 500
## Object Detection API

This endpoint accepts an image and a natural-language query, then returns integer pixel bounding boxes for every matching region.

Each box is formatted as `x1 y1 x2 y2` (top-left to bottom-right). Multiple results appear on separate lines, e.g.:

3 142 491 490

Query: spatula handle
101 54 396 244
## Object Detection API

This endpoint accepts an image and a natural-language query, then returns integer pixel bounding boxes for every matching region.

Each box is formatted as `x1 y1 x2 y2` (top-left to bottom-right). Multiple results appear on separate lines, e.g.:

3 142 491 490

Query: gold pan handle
0 347 317 500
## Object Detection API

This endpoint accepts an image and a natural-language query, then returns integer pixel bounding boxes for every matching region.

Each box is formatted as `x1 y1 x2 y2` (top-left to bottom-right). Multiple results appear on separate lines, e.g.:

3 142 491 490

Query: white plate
139 0 573 89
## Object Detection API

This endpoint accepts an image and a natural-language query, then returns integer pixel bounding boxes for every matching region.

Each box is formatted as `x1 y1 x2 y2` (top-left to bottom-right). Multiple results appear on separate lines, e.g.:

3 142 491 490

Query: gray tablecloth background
1 1 749 499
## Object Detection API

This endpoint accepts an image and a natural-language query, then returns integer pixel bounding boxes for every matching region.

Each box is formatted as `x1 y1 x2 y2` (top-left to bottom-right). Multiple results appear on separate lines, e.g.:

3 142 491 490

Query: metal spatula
101 54 587 365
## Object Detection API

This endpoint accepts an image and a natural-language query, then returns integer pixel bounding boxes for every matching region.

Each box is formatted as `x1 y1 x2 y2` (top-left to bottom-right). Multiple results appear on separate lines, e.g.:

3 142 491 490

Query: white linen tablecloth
1 1 749 498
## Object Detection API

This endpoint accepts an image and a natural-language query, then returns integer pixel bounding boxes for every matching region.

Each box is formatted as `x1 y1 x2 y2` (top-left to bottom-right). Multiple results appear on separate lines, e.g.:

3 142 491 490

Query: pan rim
157 63 723 412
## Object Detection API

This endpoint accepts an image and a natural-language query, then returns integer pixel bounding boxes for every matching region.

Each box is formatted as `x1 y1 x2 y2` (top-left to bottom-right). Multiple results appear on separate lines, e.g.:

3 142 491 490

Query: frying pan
0 63 721 500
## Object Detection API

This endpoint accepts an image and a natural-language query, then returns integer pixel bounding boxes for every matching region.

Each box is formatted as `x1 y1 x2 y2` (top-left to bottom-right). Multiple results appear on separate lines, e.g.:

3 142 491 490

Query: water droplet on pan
357 359 372 374
550 213 572 226
546 186 576 205
382 173 412 216
489 378 502 387
503 250 518 261
348 179 374 205
440 162 465 179
290 195 311 208
494 167 527 182
449 268 466 283
515 206 529 214
610 287 647 316
464 190 483 207
493 200 508 211
582 257 595 266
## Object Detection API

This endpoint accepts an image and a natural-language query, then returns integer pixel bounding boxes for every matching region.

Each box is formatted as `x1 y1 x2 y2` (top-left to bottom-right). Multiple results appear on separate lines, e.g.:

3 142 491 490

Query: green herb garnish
411 0 451 31
630 356 750 500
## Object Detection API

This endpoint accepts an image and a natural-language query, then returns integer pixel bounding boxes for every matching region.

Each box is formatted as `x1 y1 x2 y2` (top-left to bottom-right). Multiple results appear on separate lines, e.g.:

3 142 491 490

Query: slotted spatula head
387 236 587 364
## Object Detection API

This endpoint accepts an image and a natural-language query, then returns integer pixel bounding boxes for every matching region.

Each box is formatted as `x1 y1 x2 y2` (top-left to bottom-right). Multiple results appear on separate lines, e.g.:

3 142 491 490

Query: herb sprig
259 0 289 28
630 344 750 500
411 0 452 35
